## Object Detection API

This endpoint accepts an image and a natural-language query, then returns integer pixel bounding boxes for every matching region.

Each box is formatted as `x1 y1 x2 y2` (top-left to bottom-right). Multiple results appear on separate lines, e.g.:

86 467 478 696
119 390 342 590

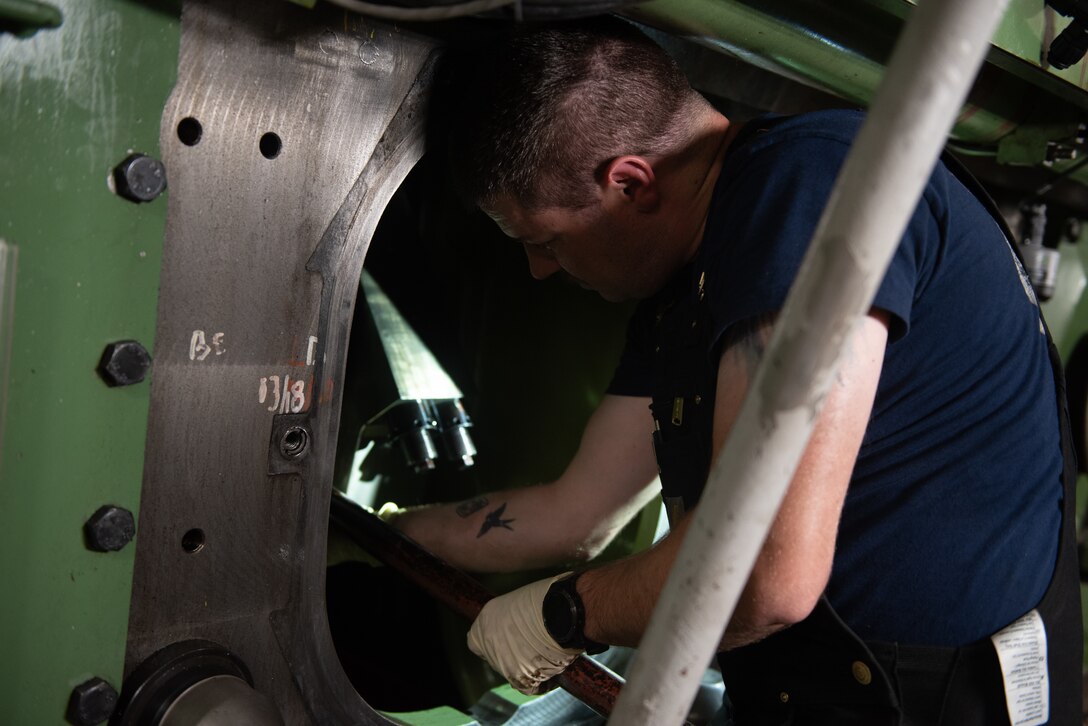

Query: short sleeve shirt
610 109 1063 646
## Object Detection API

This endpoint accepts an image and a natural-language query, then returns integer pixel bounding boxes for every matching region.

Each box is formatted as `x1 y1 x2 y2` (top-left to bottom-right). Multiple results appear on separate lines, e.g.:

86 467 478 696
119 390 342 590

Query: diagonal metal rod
608 0 1012 723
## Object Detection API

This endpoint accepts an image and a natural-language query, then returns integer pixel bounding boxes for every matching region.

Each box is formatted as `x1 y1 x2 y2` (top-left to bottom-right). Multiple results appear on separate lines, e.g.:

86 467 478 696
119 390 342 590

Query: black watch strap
541 572 608 655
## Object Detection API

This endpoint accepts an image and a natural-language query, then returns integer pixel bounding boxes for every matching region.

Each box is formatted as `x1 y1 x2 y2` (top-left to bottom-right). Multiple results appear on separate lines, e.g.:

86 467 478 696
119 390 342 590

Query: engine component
356 271 477 472
122 1 439 722
377 399 440 472
113 640 283 726
434 398 476 469
1019 201 1062 301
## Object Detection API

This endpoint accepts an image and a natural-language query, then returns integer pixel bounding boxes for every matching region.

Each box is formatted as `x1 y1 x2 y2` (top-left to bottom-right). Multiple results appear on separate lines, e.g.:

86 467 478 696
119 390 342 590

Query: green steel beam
625 0 1088 198
875 0 1088 108
626 0 1086 146
624 0 1088 185
973 0 1088 103
0 0 179 723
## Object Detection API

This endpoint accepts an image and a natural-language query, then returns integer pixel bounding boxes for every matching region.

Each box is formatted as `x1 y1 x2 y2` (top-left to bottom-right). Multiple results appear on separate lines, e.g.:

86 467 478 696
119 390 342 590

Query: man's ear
602 156 659 212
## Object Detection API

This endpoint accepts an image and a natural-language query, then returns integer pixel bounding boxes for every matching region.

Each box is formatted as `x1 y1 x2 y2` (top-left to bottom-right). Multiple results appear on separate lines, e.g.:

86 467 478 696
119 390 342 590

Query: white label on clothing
990 609 1048 726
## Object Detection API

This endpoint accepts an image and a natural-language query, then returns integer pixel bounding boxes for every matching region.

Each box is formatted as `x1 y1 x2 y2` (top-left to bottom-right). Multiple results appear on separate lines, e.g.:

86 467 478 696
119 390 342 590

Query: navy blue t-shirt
610 109 1063 646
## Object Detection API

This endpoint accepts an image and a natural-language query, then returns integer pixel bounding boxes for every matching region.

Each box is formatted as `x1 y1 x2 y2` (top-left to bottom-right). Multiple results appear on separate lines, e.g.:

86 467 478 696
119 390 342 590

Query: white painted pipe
607 0 1013 723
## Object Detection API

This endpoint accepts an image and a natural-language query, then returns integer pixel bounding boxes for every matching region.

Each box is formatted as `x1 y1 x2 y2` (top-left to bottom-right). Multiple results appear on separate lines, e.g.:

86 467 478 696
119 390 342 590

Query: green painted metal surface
991 1 1088 99
628 0 958 141
0 0 179 722
628 0 1085 145
873 0 1088 108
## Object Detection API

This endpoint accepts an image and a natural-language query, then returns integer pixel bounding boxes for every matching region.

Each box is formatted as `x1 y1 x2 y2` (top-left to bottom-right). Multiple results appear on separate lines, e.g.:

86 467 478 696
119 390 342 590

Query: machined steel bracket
125 1 439 722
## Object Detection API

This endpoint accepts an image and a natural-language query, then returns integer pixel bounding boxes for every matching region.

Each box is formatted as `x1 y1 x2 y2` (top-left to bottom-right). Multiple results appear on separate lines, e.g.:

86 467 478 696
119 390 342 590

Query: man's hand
467 574 583 694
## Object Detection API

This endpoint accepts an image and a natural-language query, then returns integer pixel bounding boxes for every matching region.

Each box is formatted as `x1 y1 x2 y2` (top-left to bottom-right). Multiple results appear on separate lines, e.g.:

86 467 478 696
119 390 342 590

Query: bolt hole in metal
259 132 282 159
280 426 309 458
182 528 205 554
177 117 202 146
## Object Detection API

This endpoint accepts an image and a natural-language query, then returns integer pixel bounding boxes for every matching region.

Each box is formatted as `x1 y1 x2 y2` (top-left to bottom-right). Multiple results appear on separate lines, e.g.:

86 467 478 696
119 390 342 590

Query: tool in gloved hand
467 575 583 695
327 494 624 716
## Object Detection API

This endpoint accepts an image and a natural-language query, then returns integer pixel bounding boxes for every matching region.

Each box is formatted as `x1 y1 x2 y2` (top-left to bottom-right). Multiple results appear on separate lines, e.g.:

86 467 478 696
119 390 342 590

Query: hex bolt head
66 677 118 725
97 340 151 387
112 153 166 203
83 505 136 552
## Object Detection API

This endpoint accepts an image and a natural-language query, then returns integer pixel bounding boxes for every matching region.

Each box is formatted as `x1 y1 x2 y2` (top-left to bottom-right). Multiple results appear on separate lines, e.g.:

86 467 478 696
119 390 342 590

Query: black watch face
542 588 579 645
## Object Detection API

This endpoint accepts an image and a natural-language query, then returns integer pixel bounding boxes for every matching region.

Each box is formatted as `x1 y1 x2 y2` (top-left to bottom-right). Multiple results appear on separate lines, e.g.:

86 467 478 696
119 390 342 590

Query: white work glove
372 500 405 524
467 574 583 695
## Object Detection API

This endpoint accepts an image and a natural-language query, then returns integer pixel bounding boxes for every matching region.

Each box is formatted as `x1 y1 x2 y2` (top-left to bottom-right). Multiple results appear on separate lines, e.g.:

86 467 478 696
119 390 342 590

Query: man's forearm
394 394 661 574
576 313 886 653
395 484 625 574
576 530 676 648
577 515 789 651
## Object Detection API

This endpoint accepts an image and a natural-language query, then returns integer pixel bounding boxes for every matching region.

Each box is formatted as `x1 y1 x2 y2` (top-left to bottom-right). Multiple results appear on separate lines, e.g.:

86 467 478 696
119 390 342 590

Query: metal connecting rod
607 0 1013 723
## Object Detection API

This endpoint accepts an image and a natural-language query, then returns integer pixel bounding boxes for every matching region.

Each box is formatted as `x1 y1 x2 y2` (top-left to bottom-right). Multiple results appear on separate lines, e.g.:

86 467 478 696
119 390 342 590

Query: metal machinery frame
3 0 1088 724
125 2 437 722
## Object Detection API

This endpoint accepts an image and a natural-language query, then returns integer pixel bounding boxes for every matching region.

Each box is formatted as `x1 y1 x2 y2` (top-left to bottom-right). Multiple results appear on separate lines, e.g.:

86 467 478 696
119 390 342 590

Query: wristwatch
541 572 608 654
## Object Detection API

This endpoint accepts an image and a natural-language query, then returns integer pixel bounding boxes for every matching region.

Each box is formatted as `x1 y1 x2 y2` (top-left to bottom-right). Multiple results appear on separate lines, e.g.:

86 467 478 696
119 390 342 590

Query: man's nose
523 244 561 280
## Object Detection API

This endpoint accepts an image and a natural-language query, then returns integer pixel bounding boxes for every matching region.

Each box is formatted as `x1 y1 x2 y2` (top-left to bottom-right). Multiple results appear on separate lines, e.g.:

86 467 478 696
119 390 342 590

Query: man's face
484 196 659 302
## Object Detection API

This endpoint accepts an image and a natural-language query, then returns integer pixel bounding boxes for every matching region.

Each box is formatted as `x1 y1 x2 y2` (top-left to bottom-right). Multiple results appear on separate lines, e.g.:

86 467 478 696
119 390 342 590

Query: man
393 18 1081 724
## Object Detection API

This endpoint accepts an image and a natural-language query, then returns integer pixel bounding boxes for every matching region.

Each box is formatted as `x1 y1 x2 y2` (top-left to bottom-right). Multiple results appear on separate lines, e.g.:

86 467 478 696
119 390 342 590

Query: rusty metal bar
328 494 625 717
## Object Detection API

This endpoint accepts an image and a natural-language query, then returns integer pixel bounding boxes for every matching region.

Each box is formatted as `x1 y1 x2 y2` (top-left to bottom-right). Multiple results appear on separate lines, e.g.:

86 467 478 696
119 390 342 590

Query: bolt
66 677 118 725
83 505 136 552
280 426 310 459
97 340 151 387
112 153 166 203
